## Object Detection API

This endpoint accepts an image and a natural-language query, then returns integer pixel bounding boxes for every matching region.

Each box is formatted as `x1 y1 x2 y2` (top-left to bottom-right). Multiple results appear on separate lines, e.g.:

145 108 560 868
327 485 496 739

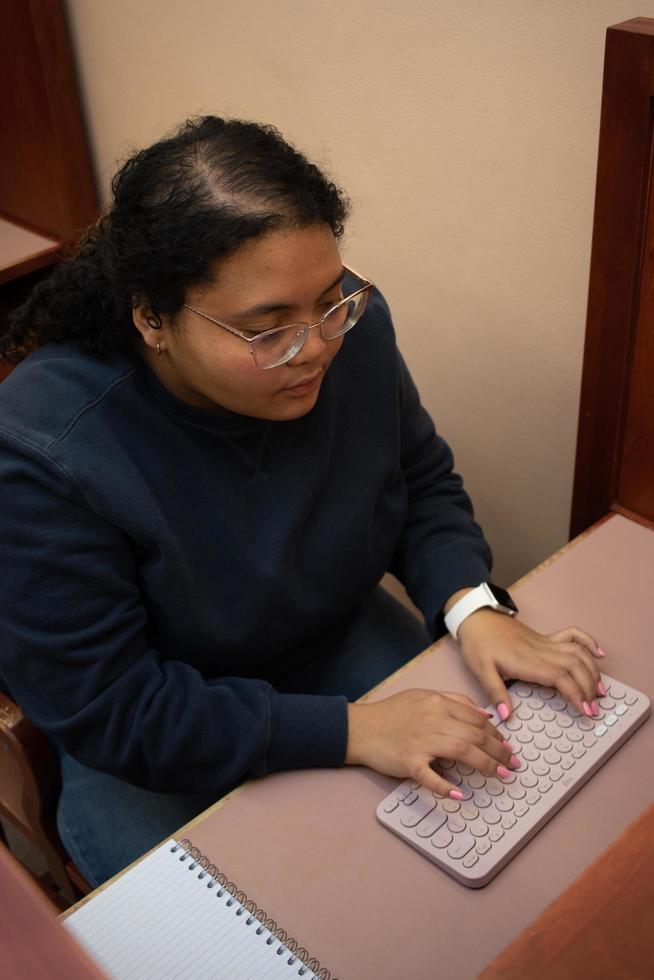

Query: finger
518 657 590 715
475 667 514 722
439 691 493 717
554 641 603 703
413 759 466 799
548 626 605 660
438 720 511 766
438 696 504 741
438 733 518 780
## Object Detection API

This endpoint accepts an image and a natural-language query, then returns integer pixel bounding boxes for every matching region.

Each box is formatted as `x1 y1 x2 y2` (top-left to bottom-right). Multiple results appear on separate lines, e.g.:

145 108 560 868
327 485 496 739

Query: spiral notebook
64 838 335 980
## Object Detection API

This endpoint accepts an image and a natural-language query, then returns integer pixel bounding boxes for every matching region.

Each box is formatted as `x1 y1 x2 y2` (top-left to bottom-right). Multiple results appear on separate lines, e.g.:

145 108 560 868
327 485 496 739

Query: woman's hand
457 609 606 719
345 688 519 797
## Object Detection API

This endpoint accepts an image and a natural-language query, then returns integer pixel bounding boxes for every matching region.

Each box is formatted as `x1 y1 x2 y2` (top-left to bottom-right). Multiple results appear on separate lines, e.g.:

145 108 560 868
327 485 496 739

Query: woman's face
136 223 346 421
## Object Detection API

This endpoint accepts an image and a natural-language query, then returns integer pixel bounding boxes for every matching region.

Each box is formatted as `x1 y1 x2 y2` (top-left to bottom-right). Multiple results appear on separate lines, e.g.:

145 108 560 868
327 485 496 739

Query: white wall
65 0 654 588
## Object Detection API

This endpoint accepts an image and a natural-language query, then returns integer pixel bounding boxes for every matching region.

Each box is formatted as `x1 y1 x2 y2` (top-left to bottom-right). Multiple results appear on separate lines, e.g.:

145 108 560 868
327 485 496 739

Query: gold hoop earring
156 341 162 356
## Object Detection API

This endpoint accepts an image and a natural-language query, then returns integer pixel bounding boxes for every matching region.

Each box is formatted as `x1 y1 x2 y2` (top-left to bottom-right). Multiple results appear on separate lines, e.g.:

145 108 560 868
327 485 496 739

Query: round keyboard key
502 815 517 829
496 797 514 812
432 829 453 848
469 821 488 837
582 734 597 748
526 790 541 805
528 719 545 733
486 779 504 796
474 790 492 808
605 714 618 727
577 718 594 731
457 763 474 775
528 697 544 710
557 715 573 728
534 734 551 751
567 704 582 717
489 827 504 842
384 800 399 813
468 774 486 789
517 731 534 744
545 724 562 739
404 791 418 804
550 697 566 712
538 779 552 793
549 767 563 781
615 704 628 716
543 750 561 765
572 745 586 759
520 774 538 788
561 757 575 770
505 717 522 731
482 808 501 825
514 683 532 697
532 762 550 776
461 805 479 821
557 739 573 754
566 729 583 742
598 697 615 710
457 784 474 801
514 802 529 817
408 780 421 789
540 708 556 722
608 683 625 699
516 706 534 721
442 799 461 813
538 687 555 699
625 693 638 705
463 853 479 867
508 785 526 799
595 723 607 736
521 746 540 762
447 771 463 786
448 816 466 833
476 839 491 855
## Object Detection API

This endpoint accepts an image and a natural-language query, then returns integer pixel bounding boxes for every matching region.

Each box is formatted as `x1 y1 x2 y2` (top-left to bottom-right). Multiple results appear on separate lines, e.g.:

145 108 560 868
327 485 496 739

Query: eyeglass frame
182 264 373 369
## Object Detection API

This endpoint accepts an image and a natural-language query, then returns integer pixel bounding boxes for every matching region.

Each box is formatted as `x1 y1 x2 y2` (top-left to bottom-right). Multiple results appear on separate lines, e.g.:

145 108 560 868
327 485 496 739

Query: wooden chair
0 689 91 909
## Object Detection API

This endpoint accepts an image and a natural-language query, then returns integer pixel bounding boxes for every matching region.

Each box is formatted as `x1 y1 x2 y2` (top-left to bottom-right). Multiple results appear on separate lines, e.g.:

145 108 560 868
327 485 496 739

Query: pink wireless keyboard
376 673 650 887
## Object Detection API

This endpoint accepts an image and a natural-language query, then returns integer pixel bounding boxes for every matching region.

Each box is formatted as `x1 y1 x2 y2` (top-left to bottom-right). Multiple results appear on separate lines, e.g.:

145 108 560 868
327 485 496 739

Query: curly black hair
1 116 350 362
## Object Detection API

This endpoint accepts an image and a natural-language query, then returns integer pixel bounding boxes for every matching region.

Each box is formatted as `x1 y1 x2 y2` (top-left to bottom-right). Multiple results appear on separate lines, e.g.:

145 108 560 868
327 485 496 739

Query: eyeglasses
183 264 373 369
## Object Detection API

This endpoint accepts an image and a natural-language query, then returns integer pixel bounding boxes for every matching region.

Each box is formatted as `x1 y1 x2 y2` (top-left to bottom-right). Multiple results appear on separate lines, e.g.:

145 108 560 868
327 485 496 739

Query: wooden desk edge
59 511 620 920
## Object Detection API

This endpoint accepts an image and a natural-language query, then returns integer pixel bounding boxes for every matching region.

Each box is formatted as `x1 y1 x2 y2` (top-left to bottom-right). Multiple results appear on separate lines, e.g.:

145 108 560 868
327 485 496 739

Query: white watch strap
444 583 499 639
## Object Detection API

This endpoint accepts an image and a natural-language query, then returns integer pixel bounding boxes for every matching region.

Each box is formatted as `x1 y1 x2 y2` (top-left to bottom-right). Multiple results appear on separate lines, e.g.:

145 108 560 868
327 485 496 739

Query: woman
0 117 604 887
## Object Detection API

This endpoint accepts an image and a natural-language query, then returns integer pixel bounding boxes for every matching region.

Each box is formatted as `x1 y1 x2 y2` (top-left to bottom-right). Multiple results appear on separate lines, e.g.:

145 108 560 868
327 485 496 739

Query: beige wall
65 0 653 591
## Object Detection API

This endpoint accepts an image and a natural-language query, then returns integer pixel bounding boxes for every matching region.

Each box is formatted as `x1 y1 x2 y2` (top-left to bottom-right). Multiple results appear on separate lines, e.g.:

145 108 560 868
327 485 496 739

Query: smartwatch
444 583 518 639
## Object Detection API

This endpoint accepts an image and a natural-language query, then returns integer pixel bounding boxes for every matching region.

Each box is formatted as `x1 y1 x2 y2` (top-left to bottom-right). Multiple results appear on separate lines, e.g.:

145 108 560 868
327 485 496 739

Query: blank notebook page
64 840 322 980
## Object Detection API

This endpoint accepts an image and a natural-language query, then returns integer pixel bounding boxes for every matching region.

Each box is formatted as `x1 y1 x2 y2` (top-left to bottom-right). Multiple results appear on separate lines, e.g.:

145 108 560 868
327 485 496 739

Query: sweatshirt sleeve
0 440 347 794
388 351 493 638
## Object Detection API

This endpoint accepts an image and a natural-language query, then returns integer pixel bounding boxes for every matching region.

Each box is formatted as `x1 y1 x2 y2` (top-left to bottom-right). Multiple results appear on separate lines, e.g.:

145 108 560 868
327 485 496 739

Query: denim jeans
57 586 431 887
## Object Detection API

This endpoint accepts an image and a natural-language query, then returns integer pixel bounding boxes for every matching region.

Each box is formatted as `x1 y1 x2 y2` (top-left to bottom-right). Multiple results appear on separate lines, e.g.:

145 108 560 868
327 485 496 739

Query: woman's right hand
345 688 519 797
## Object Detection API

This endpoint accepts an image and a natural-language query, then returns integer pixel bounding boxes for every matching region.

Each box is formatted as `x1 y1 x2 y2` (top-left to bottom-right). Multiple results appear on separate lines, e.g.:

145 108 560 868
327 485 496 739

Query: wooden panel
479 803 654 979
570 19 654 536
0 0 97 241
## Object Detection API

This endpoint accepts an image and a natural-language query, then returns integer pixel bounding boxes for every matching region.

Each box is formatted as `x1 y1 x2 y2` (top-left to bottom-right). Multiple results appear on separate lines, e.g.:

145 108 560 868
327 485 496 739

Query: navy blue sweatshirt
0 289 491 795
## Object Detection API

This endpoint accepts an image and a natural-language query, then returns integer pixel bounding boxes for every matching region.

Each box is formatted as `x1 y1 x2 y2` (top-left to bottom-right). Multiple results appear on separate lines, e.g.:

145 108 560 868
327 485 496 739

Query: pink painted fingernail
582 701 592 716
497 703 510 721
510 754 520 768
596 647 606 658
497 765 512 779
597 681 607 696
590 699 599 715
448 789 464 800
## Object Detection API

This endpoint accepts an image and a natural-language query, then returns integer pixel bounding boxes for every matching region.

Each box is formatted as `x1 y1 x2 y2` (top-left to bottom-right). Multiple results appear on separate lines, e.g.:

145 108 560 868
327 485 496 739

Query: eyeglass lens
252 292 369 369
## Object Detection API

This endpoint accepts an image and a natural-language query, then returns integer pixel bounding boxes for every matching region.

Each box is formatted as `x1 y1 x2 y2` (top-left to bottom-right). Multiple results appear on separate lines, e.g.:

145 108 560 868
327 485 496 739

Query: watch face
488 583 519 613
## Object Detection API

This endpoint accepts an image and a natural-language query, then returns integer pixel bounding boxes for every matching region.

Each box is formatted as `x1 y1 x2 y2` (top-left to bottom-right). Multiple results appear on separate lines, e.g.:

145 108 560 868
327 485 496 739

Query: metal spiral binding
171 839 335 980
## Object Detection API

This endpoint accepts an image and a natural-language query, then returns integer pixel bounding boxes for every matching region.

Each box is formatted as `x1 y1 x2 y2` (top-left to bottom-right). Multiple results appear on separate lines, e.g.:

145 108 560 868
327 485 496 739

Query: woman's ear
132 302 165 353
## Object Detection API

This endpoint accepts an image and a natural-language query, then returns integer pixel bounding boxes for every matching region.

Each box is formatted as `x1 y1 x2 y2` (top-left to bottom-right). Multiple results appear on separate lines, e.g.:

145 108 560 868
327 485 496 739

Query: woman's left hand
456 610 607 720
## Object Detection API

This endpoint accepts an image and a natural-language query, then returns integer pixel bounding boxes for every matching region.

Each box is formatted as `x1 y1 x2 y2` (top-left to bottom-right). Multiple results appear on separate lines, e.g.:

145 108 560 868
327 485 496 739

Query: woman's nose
290 322 329 364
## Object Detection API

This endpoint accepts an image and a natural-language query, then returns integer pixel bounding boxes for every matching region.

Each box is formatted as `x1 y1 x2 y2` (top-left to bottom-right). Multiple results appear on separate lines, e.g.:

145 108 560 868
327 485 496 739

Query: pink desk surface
182 514 654 979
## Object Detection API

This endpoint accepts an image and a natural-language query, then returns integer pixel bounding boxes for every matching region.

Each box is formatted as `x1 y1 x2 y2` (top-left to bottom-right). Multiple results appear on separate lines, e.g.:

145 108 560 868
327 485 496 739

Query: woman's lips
281 370 322 396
